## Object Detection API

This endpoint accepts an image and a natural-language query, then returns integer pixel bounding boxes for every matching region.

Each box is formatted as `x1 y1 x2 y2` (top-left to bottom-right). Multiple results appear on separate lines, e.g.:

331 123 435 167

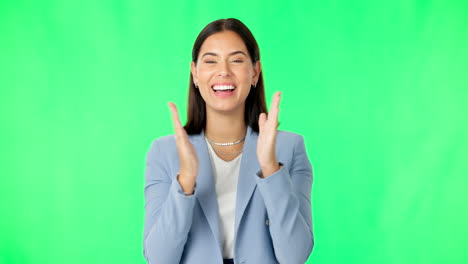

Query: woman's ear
190 61 198 85
253 60 262 84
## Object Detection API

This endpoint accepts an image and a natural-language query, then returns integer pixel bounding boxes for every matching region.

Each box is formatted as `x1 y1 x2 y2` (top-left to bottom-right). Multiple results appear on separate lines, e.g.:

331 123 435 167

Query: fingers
258 113 267 132
267 92 281 128
168 102 183 130
258 91 281 132
168 102 188 142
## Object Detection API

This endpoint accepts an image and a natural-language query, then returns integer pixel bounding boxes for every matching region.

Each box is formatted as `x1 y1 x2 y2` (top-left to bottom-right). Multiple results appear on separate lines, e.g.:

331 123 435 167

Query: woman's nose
217 61 231 77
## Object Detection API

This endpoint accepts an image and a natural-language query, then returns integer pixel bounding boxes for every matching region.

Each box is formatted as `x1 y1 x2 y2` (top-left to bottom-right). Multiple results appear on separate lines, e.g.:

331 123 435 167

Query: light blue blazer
143 125 314 264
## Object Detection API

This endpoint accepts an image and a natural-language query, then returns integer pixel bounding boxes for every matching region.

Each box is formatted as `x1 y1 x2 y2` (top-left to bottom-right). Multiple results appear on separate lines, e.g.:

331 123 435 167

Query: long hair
183 18 267 134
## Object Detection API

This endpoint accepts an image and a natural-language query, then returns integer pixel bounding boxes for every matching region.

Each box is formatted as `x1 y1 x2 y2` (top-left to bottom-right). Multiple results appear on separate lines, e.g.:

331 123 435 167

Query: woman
143 18 313 264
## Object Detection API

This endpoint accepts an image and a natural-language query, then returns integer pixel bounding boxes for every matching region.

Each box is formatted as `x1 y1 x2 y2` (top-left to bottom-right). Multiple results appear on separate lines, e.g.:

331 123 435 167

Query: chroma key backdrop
1 0 467 263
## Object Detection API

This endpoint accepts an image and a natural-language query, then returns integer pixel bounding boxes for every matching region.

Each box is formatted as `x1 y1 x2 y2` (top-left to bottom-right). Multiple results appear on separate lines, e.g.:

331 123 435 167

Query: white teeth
212 85 235 91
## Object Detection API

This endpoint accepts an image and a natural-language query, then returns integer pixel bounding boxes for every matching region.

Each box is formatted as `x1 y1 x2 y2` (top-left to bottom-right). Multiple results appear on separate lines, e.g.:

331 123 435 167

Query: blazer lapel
190 131 222 251
234 126 259 235
189 126 259 250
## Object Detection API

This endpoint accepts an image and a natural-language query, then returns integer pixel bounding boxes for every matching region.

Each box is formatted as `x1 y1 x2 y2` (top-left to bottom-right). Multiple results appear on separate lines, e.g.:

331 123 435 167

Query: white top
204 137 242 259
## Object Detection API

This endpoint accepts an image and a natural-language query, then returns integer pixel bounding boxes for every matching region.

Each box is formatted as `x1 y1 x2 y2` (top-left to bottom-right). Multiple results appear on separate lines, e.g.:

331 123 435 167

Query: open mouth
211 84 236 93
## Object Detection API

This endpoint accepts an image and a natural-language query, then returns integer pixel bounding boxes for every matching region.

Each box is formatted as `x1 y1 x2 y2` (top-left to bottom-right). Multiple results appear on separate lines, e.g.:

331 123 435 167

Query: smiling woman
143 18 314 264
190 30 261 127
185 20 267 136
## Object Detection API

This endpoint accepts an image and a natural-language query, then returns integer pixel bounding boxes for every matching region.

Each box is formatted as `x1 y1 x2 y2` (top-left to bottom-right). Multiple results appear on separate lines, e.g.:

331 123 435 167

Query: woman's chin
208 103 244 114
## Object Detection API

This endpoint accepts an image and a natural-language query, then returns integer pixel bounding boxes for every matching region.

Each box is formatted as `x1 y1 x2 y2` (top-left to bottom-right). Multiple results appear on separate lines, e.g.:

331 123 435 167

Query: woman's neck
205 107 247 143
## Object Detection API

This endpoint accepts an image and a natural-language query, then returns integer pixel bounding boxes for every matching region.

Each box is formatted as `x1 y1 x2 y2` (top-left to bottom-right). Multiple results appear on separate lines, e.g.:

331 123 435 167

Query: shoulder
145 134 182 177
147 134 178 158
151 134 176 148
275 130 312 172
272 130 307 160
276 129 305 147
148 130 204 155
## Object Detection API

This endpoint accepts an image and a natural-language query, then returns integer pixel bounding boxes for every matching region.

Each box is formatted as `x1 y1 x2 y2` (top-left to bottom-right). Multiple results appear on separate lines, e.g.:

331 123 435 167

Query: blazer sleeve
255 135 314 264
143 138 197 264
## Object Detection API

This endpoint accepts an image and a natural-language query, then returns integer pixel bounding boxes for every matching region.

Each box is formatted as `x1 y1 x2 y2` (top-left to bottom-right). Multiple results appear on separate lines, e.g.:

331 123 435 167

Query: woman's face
191 30 261 114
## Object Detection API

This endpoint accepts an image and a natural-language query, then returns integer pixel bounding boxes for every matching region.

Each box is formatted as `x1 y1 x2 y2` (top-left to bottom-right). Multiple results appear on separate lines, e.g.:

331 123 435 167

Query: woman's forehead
199 31 248 55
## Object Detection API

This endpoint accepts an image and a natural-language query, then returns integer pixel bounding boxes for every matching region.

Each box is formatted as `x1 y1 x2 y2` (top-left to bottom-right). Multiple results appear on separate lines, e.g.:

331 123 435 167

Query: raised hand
257 91 282 178
168 102 198 194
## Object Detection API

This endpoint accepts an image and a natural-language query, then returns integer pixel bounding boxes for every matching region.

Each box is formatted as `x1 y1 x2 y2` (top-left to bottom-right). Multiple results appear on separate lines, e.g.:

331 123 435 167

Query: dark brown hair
183 18 267 134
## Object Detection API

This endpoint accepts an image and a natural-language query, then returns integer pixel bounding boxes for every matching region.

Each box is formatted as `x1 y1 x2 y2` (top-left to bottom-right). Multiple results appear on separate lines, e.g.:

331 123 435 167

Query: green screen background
1 0 467 263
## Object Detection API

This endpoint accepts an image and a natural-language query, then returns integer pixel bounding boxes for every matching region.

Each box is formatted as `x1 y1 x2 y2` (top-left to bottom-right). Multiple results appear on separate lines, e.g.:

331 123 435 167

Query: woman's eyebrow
228 51 247 57
201 50 247 58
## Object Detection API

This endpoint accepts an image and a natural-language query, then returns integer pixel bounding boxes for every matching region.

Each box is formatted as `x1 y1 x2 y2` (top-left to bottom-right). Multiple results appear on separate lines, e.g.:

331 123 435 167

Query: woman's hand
257 91 282 178
168 102 198 194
